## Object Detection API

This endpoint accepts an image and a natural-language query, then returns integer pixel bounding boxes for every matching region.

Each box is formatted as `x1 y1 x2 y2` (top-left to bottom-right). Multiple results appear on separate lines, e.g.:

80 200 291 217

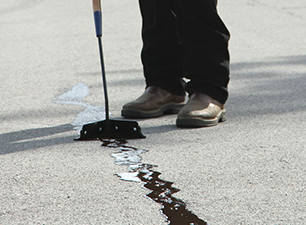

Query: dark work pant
139 0 230 104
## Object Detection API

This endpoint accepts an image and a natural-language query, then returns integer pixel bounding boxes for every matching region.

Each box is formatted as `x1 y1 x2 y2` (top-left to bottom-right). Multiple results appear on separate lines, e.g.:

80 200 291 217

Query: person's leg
139 0 185 96
174 0 230 127
121 0 186 118
174 0 230 104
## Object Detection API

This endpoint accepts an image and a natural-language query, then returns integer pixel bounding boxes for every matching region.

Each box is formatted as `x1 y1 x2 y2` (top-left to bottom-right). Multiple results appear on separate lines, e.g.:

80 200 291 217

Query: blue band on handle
94 11 102 37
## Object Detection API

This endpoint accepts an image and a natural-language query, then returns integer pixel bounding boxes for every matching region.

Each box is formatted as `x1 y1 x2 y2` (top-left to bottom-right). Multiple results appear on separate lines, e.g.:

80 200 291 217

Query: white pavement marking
53 83 105 131
111 144 149 183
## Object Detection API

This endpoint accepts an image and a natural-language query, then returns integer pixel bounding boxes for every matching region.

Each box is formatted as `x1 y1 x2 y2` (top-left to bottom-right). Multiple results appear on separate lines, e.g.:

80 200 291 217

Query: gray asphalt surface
1 0 306 224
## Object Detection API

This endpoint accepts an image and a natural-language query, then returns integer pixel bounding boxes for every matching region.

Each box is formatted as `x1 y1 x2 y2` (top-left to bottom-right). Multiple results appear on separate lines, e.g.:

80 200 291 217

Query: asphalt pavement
1 0 306 224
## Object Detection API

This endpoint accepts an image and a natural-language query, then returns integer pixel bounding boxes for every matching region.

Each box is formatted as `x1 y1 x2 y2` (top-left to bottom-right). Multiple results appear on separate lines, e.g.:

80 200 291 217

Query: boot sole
121 103 185 118
176 110 227 128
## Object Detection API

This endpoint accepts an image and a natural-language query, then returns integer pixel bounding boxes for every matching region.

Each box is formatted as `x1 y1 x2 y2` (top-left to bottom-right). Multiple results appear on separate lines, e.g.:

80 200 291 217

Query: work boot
176 93 226 127
121 86 185 118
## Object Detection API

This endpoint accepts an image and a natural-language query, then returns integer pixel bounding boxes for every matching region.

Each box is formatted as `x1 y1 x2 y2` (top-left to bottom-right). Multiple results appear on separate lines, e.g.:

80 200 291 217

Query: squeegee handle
93 0 102 37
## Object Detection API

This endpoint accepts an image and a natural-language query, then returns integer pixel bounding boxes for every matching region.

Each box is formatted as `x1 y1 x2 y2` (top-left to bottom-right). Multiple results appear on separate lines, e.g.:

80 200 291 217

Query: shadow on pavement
1 55 304 153
228 54 306 118
0 124 75 155
131 54 306 134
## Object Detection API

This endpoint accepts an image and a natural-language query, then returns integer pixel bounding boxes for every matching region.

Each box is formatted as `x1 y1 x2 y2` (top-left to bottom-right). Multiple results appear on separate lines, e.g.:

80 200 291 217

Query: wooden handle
93 0 101 12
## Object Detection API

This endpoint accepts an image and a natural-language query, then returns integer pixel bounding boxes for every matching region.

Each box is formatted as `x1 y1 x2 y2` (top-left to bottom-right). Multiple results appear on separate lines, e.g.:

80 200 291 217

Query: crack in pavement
102 139 208 225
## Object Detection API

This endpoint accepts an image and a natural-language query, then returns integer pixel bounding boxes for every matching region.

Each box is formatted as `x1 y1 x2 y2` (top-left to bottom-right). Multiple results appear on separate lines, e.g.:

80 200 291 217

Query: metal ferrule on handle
93 0 102 37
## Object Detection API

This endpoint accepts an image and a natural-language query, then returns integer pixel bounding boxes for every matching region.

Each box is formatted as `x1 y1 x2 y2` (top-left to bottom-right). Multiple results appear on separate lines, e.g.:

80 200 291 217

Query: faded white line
53 83 105 132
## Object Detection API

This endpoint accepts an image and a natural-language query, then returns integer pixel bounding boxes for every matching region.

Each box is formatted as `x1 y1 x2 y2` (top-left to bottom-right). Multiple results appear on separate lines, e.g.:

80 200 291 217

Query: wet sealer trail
101 139 208 225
